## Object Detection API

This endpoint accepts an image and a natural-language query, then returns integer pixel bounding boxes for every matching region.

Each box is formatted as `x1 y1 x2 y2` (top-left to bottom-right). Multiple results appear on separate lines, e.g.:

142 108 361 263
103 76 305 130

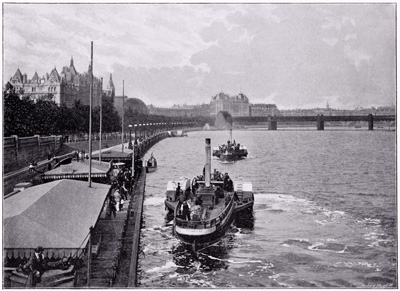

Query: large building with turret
8 57 111 108
210 92 250 117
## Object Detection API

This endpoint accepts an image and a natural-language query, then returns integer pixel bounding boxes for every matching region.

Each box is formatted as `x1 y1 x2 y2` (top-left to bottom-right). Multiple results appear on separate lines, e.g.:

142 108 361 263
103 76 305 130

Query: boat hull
146 166 157 173
219 153 247 162
174 215 235 247
173 201 236 248
213 149 248 161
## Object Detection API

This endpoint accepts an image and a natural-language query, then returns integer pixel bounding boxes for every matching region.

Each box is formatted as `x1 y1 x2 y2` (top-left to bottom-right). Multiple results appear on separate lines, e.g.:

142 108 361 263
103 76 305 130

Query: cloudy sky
3 3 396 109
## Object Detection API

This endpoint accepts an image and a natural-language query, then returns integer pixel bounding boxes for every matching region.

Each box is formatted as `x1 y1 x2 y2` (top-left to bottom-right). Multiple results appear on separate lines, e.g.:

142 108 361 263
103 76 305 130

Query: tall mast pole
122 80 124 152
99 77 103 163
88 41 93 187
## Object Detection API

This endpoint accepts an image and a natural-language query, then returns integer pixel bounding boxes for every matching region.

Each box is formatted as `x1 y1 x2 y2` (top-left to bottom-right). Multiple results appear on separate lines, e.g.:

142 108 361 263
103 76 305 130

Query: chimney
205 138 211 187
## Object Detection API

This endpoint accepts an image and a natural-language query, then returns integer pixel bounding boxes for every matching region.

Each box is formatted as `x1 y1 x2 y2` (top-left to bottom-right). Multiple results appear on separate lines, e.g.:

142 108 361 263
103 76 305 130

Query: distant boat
212 129 248 161
168 130 188 137
165 138 254 250
146 153 157 173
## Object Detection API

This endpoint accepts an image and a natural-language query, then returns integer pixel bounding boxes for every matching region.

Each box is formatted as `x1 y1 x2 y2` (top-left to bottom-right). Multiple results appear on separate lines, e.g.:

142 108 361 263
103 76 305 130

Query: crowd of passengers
176 171 236 222
106 164 138 219
218 140 241 154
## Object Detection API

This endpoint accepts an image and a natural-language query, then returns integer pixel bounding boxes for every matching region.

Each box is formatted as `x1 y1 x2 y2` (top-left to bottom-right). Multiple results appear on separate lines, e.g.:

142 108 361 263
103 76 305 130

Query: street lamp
128 124 133 149
134 124 138 145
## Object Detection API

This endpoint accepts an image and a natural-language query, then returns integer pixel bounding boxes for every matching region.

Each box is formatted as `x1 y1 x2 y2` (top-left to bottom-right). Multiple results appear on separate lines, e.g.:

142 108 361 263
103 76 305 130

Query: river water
137 129 396 288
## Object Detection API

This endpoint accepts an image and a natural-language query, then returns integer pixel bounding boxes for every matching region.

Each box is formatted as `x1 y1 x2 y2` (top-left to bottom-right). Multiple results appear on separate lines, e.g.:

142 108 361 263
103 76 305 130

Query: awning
41 160 110 181
94 150 133 163
4 179 110 257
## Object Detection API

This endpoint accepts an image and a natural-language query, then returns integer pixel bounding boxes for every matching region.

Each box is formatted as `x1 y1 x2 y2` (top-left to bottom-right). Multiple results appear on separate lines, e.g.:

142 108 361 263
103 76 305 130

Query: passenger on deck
195 195 203 206
175 183 181 201
215 186 224 198
181 200 191 221
191 204 202 221
227 178 234 192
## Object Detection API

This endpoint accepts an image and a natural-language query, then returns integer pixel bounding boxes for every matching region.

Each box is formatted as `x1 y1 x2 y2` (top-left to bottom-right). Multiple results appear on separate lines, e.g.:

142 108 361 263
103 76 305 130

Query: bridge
233 114 396 130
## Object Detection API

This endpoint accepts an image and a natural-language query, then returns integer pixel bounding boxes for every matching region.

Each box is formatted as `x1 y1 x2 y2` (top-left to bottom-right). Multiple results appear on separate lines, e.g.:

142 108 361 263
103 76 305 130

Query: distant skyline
3 3 396 110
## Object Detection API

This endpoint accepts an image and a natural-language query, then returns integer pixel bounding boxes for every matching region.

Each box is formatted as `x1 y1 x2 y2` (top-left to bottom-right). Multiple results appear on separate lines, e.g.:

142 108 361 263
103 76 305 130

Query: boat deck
185 197 228 221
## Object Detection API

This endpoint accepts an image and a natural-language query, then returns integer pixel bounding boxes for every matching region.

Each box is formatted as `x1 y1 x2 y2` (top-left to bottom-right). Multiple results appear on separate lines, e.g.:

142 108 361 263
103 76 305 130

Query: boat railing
175 195 235 229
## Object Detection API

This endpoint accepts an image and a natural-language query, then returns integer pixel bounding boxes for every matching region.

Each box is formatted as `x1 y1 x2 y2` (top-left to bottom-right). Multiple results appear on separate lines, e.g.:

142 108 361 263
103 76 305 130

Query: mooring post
268 116 277 130
368 113 374 130
317 114 324 130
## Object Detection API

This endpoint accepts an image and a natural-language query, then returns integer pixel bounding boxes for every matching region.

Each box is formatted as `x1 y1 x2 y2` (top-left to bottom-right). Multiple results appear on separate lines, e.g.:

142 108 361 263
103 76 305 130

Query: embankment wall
4 135 63 173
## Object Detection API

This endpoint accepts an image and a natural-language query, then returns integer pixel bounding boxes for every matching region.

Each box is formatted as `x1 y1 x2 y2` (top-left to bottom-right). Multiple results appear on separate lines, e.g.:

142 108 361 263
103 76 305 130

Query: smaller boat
146 153 157 173
212 129 248 161
168 130 188 137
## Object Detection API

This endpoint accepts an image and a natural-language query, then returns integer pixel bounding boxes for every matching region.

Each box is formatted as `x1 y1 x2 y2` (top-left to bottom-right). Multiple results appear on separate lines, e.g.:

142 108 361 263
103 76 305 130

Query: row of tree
3 82 121 137
3 82 211 138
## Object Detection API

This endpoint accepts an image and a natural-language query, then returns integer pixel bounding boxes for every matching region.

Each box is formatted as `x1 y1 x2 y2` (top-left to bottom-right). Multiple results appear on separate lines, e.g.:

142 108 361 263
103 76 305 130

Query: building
104 74 115 98
9 57 104 108
210 92 250 117
250 104 279 116
148 104 210 117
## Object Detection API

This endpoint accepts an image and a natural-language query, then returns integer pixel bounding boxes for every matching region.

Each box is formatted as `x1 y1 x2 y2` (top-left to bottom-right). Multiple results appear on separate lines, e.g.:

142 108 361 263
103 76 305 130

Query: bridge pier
317 115 324 130
268 116 277 130
368 114 374 130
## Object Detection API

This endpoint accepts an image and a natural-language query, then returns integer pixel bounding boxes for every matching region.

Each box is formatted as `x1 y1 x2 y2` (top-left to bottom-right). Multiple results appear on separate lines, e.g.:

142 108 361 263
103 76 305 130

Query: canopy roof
4 179 109 250
42 160 111 180
95 150 133 162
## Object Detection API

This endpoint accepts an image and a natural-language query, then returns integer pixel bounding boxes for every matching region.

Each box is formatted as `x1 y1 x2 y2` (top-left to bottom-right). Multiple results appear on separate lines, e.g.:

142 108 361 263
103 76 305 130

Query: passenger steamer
212 129 248 162
165 138 254 249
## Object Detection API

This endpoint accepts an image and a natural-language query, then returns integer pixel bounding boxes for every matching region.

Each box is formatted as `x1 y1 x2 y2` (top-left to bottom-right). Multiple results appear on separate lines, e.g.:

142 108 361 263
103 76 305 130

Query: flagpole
99 77 103 164
88 41 93 187
122 80 124 152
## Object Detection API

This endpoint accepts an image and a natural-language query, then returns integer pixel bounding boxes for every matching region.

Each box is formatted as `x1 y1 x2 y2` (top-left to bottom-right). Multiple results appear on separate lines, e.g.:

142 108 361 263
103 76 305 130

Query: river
137 129 396 288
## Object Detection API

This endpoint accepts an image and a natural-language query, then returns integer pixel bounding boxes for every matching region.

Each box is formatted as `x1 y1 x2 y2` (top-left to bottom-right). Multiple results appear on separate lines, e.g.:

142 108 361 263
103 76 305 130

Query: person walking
113 189 122 212
109 196 117 219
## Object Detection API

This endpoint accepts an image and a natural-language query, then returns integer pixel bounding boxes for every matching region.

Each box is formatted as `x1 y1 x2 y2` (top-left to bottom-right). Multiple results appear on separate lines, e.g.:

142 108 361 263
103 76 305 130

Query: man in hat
26 246 47 287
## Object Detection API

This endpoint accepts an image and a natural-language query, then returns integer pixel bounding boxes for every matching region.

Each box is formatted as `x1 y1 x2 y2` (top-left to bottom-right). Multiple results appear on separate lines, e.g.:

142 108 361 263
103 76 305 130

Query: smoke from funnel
215 111 233 130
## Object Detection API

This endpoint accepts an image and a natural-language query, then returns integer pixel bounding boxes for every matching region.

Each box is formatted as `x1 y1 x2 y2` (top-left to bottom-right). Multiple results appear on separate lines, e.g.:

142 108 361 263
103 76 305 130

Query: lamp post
128 124 133 149
134 124 138 145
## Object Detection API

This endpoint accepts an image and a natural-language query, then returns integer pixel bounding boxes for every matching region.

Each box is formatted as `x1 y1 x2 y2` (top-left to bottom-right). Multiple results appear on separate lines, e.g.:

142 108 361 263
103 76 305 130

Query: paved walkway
89 171 145 287
89 192 134 287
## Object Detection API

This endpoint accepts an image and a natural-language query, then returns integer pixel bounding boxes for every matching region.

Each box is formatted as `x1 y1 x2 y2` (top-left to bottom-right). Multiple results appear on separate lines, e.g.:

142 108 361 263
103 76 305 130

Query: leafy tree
4 83 35 136
31 94 59 135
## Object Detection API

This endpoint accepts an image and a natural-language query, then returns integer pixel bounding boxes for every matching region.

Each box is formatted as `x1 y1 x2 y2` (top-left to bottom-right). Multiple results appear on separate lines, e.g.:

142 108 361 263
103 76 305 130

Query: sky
3 2 396 109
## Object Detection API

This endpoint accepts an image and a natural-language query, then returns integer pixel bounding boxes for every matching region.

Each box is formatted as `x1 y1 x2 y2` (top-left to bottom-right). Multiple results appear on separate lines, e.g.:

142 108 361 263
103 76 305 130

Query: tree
4 83 35 136
31 94 59 135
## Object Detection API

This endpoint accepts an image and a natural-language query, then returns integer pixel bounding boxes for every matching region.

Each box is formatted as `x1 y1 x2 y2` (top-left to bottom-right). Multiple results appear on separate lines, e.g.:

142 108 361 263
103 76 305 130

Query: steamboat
212 129 248 162
165 138 254 249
